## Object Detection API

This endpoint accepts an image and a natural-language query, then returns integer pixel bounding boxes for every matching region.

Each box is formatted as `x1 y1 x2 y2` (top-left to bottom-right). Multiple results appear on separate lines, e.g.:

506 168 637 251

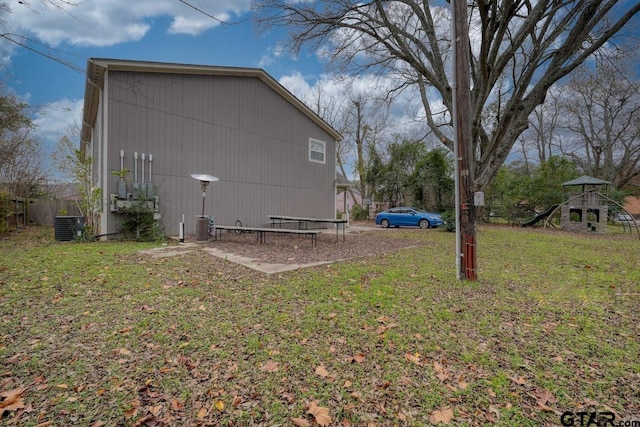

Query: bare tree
52 122 102 235
253 0 640 191
0 129 46 197
300 77 391 201
520 86 565 168
555 53 640 187
13 0 78 13
1 1 84 74
344 92 391 200
0 88 47 197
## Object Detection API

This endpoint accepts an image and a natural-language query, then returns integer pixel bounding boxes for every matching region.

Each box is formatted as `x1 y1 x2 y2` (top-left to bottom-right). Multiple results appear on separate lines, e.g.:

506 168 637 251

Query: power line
176 0 227 24
0 33 85 74
176 0 249 25
3 2 250 75
6 32 85 60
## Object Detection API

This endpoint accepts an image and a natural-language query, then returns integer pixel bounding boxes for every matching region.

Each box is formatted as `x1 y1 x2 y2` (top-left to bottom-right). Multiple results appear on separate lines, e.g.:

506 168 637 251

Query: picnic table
267 214 347 242
212 225 318 247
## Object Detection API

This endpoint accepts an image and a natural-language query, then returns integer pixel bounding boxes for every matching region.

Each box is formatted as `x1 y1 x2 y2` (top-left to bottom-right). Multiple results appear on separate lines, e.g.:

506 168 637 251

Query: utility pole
451 0 478 280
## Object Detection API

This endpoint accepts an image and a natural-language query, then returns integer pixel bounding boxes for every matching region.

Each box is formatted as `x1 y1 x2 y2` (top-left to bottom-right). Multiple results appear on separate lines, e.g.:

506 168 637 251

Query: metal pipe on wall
134 152 138 182
141 153 145 183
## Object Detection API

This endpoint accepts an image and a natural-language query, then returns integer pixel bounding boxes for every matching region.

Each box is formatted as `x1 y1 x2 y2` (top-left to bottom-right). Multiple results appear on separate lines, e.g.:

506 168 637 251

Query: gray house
81 58 342 237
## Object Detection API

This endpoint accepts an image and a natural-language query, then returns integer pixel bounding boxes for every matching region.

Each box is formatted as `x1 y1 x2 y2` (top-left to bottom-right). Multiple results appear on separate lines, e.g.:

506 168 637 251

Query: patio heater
191 174 219 241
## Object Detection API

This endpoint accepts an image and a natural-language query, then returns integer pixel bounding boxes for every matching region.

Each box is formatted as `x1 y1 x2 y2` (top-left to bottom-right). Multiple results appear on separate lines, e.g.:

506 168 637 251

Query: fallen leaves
123 400 139 419
290 402 332 426
231 395 242 407
315 365 330 378
149 404 162 416
5 353 28 364
488 405 501 422
509 375 527 385
404 352 422 365
529 388 558 411
170 397 184 411
0 388 26 416
457 375 468 390
197 407 208 419
347 354 366 364
375 315 399 336
291 417 310 427
260 360 279 373
307 402 332 426
429 407 454 424
433 361 450 382
4 227 635 426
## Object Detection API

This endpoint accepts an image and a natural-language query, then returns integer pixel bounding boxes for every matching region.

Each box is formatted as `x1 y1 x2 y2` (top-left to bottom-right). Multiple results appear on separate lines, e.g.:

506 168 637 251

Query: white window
309 138 326 164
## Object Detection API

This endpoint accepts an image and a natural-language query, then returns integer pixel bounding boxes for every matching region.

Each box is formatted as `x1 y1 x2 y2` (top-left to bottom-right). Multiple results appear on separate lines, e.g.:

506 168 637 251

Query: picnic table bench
267 214 347 242
212 225 318 247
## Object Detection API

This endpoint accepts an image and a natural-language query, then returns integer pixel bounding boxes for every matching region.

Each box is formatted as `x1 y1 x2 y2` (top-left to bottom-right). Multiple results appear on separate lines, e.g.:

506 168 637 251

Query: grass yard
1 225 639 426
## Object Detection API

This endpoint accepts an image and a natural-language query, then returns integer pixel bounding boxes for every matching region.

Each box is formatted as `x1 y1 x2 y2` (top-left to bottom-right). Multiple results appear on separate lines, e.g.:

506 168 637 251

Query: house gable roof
81 58 342 147
562 175 611 187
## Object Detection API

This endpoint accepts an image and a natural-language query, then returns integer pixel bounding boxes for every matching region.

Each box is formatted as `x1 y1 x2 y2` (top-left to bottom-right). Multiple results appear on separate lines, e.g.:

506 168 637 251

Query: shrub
350 204 369 221
120 203 165 242
441 210 455 232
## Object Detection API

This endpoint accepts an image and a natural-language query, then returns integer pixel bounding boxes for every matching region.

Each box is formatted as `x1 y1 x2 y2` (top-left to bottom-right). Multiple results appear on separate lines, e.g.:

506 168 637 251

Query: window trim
308 138 326 164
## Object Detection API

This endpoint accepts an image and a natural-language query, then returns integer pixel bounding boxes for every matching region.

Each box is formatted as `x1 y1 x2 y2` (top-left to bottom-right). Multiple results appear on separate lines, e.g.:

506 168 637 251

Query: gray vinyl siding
102 71 336 235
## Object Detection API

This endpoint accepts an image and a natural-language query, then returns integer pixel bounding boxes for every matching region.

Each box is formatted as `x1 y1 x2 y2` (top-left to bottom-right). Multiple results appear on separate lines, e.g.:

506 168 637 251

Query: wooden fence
1 195 27 233
0 195 82 233
29 199 82 227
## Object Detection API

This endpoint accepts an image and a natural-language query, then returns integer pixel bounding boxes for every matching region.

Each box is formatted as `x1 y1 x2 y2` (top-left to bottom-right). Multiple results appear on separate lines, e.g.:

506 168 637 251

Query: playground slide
521 204 559 227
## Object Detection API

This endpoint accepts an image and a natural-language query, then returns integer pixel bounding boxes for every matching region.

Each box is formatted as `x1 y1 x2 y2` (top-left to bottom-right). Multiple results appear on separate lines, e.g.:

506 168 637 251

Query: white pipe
148 154 153 182
120 150 124 171
134 152 138 182
141 153 145 183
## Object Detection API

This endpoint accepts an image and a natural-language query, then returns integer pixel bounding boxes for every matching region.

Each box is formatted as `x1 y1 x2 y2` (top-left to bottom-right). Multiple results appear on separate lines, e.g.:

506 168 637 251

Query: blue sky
1 0 334 178
7 0 636 182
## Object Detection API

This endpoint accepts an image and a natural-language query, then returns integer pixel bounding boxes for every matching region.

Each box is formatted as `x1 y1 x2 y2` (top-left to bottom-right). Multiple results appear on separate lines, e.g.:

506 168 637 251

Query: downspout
100 70 110 239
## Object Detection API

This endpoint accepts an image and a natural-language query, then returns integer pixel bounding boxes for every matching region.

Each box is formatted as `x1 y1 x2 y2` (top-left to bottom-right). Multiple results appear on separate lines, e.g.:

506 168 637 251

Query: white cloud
33 98 84 154
258 42 289 68
279 71 314 98
279 71 435 172
7 0 251 47
0 36 17 68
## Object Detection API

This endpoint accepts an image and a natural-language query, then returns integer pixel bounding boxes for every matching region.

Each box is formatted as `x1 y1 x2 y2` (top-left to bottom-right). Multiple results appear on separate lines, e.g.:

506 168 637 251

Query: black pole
201 184 206 217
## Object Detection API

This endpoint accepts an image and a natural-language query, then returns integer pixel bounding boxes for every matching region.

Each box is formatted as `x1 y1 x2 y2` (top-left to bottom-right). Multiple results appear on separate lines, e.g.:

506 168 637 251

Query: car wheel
381 219 390 228
419 219 430 229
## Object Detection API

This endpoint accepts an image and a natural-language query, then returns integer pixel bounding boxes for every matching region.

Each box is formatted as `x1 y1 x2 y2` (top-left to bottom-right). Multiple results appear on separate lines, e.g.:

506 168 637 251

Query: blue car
375 207 444 229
